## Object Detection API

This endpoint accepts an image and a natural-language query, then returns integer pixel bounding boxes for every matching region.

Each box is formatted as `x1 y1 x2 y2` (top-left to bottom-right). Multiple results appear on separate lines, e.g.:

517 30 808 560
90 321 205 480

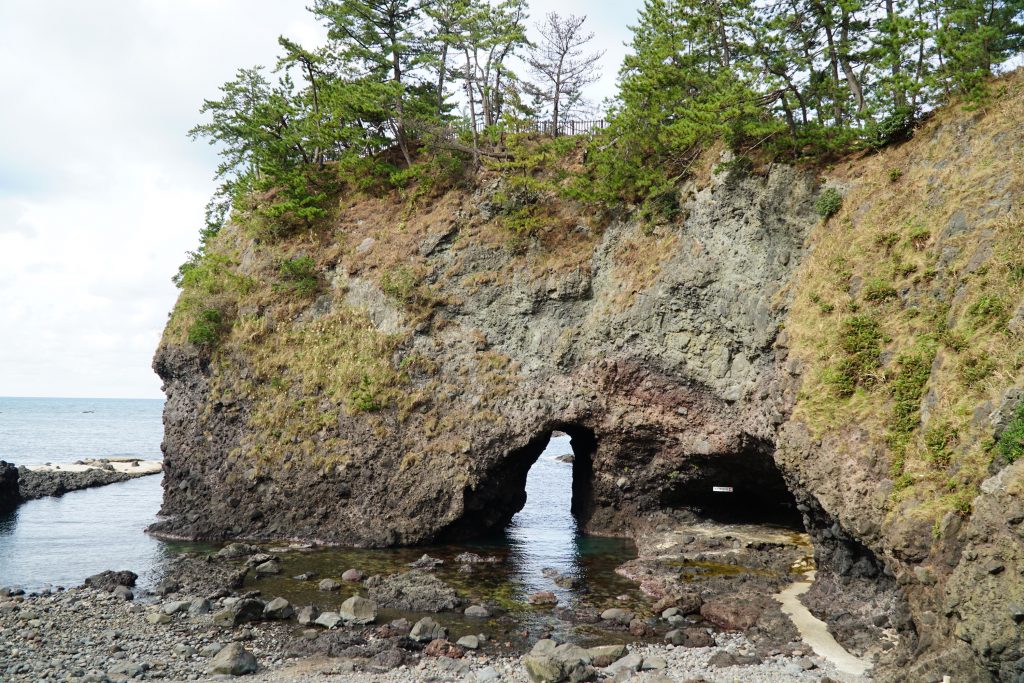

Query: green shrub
863 278 898 303
924 421 958 468
867 106 916 149
349 374 383 412
958 353 996 387
888 168 904 182
380 267 420 304
826 315 884 396
887 347 936 450
996 402 1024 464
874 231 900 252
908 225 930 250
816 187 843 219
968 294 1009 327
188 308 226 347
275 256 319 297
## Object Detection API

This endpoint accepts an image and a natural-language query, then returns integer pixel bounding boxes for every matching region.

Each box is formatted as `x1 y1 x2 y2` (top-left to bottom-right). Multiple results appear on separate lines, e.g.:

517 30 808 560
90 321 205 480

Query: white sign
712 486 734 493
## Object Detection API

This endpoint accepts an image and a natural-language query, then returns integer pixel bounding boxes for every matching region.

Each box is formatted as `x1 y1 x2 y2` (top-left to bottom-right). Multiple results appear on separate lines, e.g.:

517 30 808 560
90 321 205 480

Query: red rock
700 600 761 631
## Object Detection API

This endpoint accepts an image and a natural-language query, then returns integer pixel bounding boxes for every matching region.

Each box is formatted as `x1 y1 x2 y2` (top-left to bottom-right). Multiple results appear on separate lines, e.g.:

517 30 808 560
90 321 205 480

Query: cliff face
154 73 1024 680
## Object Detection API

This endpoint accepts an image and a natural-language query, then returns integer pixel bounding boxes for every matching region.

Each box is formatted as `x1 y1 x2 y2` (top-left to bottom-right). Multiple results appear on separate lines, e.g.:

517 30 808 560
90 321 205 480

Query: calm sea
0 397 169 590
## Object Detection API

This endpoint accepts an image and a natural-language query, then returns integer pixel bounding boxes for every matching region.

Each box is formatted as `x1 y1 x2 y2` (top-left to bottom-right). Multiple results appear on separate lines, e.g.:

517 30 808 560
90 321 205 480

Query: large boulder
208 643 257 675
409 617 447 642
339 595 376 624
212 599 265 626
522 640 596 683
83 570 138 592
365 571 460 612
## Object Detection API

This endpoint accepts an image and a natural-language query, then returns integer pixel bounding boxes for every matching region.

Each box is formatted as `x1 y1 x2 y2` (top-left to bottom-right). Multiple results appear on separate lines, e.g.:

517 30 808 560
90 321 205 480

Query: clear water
0 397 167 589
0 401 639 625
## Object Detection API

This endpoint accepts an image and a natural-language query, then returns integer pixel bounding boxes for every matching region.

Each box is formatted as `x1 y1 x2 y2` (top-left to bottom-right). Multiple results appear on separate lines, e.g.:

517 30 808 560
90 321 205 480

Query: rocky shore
0 522 876 683
0 584 860 683
15 459 162 501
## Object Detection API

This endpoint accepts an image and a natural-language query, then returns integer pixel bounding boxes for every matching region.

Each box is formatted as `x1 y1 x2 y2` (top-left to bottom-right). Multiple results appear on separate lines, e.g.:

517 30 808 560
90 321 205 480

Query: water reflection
505 433 582 599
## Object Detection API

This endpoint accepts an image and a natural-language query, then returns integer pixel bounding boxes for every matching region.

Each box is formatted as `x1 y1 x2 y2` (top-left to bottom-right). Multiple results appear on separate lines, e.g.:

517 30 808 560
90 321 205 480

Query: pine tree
524 13 604 136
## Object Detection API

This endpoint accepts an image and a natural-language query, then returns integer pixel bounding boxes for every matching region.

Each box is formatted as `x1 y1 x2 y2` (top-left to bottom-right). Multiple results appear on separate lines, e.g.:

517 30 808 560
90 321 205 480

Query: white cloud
0 0 640 399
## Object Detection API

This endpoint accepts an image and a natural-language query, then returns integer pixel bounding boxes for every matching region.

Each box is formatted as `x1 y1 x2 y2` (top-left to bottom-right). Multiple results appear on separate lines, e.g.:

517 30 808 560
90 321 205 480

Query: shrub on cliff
188 309 227 347
997 402 1024 464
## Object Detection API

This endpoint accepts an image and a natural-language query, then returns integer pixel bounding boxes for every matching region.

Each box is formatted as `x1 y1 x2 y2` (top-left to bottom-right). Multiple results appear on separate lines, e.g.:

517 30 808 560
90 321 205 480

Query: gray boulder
314 612 343 629
318 578 341 591
208 642 257 675
296 605 320 626
212 599 264 626
410 617 447 642
263 597 294 620
339 595 377 624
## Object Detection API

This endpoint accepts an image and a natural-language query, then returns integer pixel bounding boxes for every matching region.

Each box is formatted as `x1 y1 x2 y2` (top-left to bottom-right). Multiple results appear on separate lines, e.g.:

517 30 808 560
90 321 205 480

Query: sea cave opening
660 435 804 530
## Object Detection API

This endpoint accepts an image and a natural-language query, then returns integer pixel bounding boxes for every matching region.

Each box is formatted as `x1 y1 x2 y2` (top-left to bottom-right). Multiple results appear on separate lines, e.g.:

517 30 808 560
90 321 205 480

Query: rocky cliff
153 72 1024 680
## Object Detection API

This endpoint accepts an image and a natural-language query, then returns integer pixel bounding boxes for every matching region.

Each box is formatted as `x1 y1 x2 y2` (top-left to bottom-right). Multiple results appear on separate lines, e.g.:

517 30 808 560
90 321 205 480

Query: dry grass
785 69 1024 526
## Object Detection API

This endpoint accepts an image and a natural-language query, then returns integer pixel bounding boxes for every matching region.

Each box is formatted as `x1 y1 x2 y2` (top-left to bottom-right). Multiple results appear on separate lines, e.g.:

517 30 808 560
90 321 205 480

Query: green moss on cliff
786 72 1024 525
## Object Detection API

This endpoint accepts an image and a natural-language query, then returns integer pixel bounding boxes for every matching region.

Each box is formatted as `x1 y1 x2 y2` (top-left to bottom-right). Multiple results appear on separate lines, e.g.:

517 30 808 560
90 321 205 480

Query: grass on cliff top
785 70 1024 528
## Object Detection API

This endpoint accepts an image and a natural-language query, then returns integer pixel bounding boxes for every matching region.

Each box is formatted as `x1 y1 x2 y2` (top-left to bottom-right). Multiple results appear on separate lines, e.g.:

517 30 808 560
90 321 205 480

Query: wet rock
410 617 447 642
554 575 581 589
155 579 180 596
216 543 261 559
263 597 294 620
456 552 486 564
314 612 343 629
339 595 376 624
457 635 480 649
365 570 460 611
296 605 320 626
665 628 714 647
600 608 634 625
528 591 558 605
83 570 138 592
700 600 761 631
293 572 318 581
318 578 341 591
408 554 443 568
465 604 490 618
212 599 264 626
208 642 257 675
111 586 134 601
253 560 281 577
341 568 365 582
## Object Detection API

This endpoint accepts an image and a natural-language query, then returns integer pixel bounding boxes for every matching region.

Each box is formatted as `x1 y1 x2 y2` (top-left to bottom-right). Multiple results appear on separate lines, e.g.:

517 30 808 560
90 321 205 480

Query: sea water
0 399 636 604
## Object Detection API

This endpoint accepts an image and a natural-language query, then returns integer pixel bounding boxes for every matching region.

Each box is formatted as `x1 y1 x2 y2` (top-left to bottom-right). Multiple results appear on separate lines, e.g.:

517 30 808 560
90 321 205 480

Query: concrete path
776 570 871 679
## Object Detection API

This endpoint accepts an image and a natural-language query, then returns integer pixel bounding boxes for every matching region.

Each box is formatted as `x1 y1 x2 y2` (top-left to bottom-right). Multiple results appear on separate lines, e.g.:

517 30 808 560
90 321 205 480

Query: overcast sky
0 0 640 399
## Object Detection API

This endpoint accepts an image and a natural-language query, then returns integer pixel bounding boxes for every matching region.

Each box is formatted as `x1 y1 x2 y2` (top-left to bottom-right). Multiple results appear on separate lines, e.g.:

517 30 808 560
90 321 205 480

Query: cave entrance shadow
660 435 805 530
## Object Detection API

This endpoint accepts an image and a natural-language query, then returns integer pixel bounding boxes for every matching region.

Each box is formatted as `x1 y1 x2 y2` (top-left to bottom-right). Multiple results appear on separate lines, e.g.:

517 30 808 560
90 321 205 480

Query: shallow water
0 403 641 637
245 436 644 644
